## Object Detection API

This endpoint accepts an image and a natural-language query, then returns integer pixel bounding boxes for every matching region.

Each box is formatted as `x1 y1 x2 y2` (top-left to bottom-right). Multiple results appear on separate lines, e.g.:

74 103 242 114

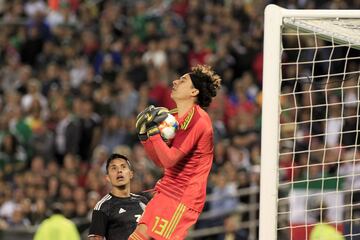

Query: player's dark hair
189 65 221 108
51 202 63 215
106 153 132 174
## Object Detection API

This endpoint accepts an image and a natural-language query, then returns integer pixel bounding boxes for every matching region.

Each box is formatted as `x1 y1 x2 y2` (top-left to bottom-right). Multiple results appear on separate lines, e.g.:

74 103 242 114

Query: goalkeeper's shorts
138 192 200 240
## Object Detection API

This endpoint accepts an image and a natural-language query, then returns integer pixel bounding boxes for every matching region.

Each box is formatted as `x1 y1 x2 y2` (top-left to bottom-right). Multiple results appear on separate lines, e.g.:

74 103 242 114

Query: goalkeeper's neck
176 100 196 118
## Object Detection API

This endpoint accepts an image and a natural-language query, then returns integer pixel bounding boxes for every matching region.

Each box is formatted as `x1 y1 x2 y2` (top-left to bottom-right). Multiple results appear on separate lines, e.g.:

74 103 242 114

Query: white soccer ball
158 113 179 141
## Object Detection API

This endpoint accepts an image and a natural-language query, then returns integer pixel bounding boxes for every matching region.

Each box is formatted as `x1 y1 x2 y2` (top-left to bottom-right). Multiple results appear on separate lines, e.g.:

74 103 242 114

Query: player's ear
105 175 111 183
191 88 199 96
129 170 134 179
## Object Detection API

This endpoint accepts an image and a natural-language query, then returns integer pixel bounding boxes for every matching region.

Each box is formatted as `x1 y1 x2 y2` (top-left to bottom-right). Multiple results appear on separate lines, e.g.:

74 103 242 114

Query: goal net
260 5 360 240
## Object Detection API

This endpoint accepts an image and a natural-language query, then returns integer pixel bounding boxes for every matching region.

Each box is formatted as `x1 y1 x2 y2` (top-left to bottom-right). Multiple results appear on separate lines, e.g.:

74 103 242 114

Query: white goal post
260 4 360 240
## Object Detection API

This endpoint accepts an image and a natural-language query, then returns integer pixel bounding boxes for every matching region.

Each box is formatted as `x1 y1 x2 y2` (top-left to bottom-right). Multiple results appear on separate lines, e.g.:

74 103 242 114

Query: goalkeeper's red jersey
155 104 214 212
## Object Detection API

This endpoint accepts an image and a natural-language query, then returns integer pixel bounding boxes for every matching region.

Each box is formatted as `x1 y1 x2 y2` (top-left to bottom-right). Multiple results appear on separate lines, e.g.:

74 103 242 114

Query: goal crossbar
284 18 360 49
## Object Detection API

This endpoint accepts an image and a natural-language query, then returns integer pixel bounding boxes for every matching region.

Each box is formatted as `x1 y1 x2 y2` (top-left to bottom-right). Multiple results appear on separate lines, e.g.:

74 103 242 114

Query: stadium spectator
217 213 248 240
53 96 81 164
309 205 345 240
33 202 80 240
209 171 239 219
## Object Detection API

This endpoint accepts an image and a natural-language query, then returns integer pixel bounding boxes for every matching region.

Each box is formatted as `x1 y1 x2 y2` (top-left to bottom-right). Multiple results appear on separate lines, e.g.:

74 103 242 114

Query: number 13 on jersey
151 216 169 236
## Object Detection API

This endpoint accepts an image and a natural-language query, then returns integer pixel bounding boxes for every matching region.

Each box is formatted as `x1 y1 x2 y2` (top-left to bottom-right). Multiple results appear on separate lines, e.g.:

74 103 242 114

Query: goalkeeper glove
136 105 155 141
145 106 168 137
135 105 155 133
145 107 169 126
135 106 169 141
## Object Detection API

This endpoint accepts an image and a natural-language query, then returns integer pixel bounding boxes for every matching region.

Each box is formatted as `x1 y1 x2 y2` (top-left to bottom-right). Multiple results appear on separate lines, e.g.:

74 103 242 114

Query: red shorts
139 192 200 240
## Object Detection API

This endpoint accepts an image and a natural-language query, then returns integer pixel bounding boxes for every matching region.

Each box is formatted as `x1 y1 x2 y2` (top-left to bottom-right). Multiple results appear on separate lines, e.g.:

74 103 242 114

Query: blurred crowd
0 0 358 239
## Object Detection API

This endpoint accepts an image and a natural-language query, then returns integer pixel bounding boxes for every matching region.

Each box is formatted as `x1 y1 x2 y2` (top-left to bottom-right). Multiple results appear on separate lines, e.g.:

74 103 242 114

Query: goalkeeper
129 65 221 240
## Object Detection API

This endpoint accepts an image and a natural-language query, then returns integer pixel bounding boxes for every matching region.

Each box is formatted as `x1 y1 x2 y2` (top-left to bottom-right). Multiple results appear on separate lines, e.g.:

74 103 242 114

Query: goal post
260 4 360 240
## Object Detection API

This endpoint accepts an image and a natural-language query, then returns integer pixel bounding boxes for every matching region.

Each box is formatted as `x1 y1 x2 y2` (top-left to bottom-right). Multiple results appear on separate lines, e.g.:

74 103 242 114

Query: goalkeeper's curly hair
189 64 222 108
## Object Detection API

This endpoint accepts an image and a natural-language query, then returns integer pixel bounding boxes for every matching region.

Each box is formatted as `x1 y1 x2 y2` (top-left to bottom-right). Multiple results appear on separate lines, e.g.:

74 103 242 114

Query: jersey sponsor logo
119 208 127 214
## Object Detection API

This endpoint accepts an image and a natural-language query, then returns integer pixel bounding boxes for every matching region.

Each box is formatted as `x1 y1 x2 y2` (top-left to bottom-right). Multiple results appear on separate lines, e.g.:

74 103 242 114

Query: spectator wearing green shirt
33 202 80 240
310 205 345 240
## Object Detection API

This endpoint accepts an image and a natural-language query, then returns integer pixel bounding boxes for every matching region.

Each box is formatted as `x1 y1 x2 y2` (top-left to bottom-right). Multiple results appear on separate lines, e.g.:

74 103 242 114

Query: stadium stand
0 0 358 239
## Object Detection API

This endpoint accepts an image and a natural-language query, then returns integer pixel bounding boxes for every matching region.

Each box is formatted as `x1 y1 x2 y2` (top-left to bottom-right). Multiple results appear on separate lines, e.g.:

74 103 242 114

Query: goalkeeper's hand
136 105 155 141
145 107 168 126
136 105 154 132
135 106 169 141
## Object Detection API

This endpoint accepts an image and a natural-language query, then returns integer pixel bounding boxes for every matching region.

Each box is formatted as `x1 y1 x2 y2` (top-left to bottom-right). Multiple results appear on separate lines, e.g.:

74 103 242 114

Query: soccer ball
158 113 179 141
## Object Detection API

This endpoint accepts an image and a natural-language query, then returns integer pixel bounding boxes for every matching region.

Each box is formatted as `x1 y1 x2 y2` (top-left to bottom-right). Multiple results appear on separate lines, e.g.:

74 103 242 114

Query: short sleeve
88 210 108 237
